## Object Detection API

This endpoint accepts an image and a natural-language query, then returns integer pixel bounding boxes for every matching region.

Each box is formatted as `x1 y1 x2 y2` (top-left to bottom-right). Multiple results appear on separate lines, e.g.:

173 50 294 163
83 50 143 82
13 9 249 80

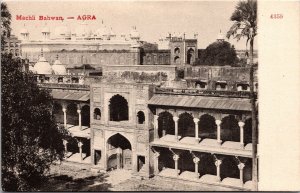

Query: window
109 94 129 122
216 82 227 90
58 77 64 83
137 111 145 124
94 108 101 120
174 47 180 54
71 77 79 83
195 81 207 89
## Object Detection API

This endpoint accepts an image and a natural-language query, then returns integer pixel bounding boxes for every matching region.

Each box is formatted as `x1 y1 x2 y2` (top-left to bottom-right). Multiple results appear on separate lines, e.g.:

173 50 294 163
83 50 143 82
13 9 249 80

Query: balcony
38 83 90 90
154 87 256 98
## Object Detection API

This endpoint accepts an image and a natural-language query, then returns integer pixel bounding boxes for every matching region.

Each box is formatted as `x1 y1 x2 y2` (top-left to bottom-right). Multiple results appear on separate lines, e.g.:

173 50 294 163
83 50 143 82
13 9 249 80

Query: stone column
238 162 245 186
238 121 245 148
215 159 222 182
116 147 122 169
154 115 159 140
215 120 222 145
173 116 179 141
63 140 68 153
63 108 67 128
77 109 82 130
193 118 200 142
78 141 83 162
154 152 160 175
173 154 180 177
193 157 200 179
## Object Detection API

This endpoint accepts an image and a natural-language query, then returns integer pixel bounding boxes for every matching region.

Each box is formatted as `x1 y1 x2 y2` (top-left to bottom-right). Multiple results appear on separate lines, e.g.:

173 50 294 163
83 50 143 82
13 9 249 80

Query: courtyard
38 161 240 191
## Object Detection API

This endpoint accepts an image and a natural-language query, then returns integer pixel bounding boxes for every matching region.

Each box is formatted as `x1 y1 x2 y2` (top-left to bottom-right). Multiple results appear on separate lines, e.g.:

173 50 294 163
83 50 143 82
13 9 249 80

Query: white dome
42 26 50 33
34 56 52 74
52 59 66 75
20 28 29 34
54 26 71 38
95 25 110 37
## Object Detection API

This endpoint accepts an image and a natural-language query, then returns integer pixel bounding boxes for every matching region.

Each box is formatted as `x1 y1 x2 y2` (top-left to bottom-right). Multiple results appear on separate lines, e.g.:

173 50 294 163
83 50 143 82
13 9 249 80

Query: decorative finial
41 48 43 57
102 20 104 24
56 54 58 60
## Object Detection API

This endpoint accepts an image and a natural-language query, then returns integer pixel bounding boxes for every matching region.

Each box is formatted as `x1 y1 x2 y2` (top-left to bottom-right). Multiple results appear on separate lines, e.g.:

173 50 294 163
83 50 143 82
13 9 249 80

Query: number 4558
270 14 283 19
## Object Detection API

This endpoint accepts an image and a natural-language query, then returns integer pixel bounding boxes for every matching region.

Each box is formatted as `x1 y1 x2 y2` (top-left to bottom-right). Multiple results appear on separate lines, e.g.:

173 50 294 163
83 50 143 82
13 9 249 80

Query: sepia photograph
1 0 299 191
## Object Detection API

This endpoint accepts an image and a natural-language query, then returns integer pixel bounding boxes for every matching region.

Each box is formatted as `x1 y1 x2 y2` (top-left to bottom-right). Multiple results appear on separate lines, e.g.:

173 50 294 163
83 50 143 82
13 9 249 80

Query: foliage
226 0 257 63
1 54 70 191
1 2 11 49
194 41 238 66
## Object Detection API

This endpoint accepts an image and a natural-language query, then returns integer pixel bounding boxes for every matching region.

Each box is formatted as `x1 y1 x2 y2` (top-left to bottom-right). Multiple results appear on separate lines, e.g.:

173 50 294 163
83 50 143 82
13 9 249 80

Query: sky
6 0 256 49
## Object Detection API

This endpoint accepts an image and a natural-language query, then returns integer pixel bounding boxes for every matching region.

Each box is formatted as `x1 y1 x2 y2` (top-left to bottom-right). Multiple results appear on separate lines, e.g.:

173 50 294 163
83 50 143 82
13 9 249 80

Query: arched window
221 115 239 142
187 48 195 64
137 111 145 124
81 105 90 127
178 112 195 138
94 108 101 120
174 56 180 64
158 111 175 137
199 114 217 139
174 47 180 54
109 94 129 122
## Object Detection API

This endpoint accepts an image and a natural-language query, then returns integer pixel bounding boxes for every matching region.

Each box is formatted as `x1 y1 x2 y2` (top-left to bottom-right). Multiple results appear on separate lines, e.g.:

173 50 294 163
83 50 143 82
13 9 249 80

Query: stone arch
220 156 239 180
174 47 180 54
109 94 129 122
178 112 195 138
137 111 145 124
81 105 90 127
178 151 194 173
67 103 78 126
158 148 174 171
158 111 175 137
174 56 180 64
187 48 195 64
221 115 240 142
107 133 132 170
94 108 101 120
199 153 216 177
244 118 253 144
53 102 63 124
199 114 217 139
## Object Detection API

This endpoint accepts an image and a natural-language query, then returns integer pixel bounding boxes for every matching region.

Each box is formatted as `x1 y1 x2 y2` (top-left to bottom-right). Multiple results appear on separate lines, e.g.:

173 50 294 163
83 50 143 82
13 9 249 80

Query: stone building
21 23 258 190
2 34 21 56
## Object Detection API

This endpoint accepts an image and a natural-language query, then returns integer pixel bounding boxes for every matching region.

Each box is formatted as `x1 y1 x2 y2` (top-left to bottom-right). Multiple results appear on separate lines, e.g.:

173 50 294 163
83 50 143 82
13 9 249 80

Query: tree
1 2 11 50
226 0 258 190
194 41 238 66
1 47 69 191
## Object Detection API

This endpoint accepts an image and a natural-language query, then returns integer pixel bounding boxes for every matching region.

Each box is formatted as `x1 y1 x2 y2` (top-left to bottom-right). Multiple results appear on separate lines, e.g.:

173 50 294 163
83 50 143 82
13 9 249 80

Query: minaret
20 24 29 40
217 30 225 42
41 23 50 40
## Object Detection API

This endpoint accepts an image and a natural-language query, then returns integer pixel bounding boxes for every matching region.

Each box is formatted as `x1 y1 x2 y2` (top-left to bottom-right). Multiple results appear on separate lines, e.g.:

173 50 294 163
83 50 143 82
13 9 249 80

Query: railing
38 83 90 90
155 87 256 98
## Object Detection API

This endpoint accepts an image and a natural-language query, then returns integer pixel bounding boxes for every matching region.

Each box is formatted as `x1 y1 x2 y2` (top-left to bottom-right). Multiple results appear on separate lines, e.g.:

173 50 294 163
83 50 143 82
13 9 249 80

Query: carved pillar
215 120 222 145
62 108 67 128
173 154 180 177
154 115 159 140
77 109 82 130
238 121 245 148
78 140 83 162
173 116 179 141
116 147 122 169
215 159 222 182
193 118 200 142
154 152 160 175
193 157 200 179
238 162 245 186
63 139 68 153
